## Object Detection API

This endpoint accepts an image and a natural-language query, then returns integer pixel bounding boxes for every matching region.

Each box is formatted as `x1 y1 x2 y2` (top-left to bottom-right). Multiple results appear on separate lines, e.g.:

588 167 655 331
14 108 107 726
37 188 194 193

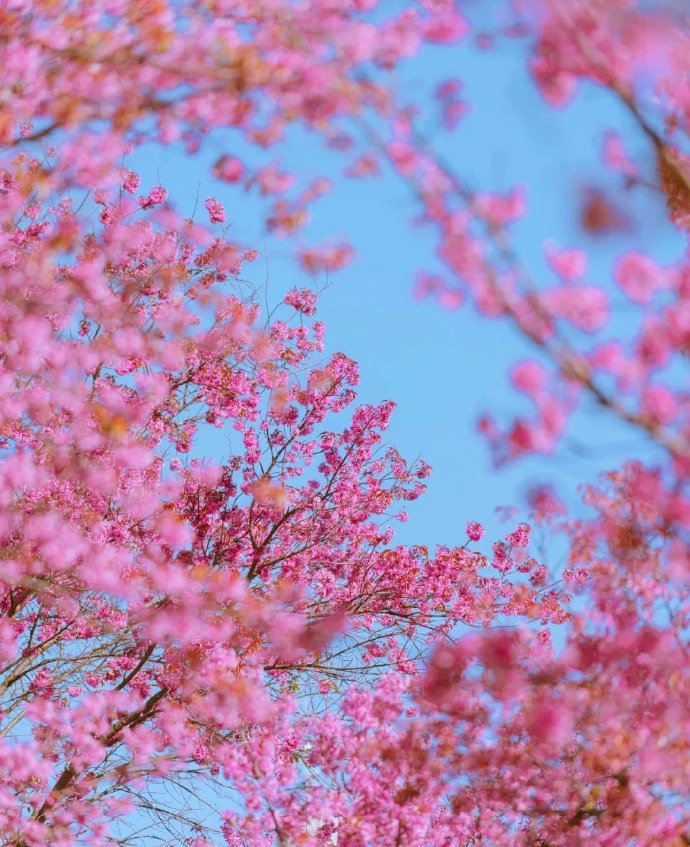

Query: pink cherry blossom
616 251 668 304
466 521 484 541
205 197 226 224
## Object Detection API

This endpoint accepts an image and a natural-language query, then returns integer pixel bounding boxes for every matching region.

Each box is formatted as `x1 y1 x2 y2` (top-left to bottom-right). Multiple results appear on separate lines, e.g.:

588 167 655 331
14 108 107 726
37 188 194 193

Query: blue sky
129 20 683 555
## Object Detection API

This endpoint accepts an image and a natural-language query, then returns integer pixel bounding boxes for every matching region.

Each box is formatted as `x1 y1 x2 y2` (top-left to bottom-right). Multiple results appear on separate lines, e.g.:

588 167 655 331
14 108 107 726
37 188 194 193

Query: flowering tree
1 0 689 845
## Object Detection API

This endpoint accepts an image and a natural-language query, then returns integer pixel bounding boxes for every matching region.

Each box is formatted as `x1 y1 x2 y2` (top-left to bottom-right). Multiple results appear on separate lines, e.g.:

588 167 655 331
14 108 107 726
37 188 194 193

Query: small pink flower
642 384 677 424
138 186 167 209
506 522 530 548
255 165 294 195
387 140 418 176
213 155 244 183
438 287 463 310
544 285 608 332
466 521 484 541
422 13 469 44
615 252 666 305
544 242 586 281
511 360 546 394
122 171 141 193
205 197 226 224
284 288 318 315
149 186 166 203
492 541 512 572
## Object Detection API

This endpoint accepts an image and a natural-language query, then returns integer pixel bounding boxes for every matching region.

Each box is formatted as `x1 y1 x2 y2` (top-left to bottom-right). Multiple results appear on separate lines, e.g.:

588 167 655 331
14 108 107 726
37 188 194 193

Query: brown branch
115 644 157 692
25 687 170 836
